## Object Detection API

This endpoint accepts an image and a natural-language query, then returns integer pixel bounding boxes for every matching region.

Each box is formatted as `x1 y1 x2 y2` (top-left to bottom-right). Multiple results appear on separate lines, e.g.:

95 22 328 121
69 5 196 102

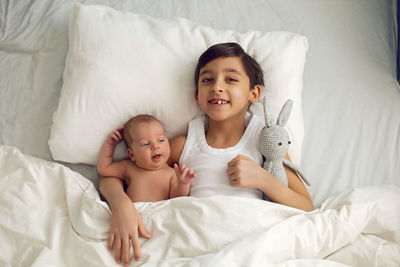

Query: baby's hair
194 42 265 89
123 114 162 147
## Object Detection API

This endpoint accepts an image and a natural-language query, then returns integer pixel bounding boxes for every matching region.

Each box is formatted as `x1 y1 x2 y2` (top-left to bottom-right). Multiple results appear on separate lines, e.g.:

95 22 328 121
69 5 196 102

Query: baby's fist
107 127 124 145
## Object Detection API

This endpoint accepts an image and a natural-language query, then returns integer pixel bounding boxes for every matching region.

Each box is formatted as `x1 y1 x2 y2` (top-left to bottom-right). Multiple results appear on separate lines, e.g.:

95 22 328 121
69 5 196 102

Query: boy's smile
208 98 230 105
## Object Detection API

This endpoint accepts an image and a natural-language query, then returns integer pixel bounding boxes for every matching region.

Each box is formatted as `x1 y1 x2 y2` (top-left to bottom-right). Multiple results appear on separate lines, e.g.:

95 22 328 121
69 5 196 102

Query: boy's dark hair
194 42 265 89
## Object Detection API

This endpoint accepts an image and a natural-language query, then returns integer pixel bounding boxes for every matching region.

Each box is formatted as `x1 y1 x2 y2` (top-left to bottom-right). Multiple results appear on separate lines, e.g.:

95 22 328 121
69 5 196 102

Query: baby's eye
142 142 150 147
159 139 166 143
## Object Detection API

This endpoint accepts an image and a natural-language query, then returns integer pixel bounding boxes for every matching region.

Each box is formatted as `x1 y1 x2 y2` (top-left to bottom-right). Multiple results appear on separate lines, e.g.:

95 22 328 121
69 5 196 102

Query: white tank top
180 113 264 199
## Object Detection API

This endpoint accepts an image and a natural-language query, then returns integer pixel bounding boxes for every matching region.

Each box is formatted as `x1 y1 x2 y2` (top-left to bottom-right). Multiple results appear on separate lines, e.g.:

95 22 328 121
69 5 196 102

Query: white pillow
49 3 308 166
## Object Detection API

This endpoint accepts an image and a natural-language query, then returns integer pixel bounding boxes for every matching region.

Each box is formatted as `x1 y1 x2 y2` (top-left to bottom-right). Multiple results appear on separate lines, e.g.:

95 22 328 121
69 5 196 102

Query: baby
97 114 196 202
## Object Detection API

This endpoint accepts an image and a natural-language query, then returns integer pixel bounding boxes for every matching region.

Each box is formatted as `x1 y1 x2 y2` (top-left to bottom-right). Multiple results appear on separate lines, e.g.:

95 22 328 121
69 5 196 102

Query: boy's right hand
107 127 124 146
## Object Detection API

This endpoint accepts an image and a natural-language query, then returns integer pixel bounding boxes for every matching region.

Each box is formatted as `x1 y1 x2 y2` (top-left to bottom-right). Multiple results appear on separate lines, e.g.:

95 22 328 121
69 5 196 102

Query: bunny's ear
263 97 276 127
276 99 293 126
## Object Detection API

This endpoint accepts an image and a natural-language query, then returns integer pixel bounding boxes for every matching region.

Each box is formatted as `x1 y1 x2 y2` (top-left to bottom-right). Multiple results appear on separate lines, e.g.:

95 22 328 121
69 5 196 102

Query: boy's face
127 121 170 170
196 56 260 122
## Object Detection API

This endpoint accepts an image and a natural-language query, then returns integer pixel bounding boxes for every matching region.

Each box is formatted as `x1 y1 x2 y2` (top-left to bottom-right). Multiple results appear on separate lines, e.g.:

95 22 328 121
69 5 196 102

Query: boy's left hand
227 154 268 189
174 163 196 184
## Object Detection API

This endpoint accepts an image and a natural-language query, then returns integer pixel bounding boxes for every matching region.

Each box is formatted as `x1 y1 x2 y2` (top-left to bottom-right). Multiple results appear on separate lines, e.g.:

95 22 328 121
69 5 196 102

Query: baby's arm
97 127 128 179
169 163 196 198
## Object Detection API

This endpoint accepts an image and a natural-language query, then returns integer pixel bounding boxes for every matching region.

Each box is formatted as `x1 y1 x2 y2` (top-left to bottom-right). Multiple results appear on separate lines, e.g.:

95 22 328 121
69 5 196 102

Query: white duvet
0 145 399 267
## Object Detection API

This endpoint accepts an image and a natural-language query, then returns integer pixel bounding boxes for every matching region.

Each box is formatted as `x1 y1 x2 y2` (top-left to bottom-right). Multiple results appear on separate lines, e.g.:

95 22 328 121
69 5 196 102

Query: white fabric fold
1 145 399 267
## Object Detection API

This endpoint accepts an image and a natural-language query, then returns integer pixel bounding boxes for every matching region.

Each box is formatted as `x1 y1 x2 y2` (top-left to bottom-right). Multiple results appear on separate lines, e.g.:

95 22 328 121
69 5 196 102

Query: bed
1 0 399 266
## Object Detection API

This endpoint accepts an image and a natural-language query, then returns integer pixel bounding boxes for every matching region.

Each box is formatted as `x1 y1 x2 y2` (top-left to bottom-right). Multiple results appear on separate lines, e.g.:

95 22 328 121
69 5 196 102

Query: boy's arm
97 127 128 179
98 177 151 265
169 163 196 198
167 135 186 166
227 154 314 211
263 154 313 210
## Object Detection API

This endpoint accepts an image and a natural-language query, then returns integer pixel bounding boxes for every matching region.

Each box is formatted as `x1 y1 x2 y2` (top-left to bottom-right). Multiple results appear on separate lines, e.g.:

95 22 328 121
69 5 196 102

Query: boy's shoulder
170 135 187 146
168 135 187 165
243 111 263 127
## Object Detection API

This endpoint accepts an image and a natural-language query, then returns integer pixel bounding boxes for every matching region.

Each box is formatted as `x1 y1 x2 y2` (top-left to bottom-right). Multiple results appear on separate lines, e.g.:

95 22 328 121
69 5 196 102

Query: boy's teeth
211 100 228 104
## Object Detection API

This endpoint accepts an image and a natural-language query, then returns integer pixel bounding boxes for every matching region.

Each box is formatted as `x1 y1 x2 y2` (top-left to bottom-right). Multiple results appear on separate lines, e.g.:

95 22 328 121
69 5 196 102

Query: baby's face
128 121 170 170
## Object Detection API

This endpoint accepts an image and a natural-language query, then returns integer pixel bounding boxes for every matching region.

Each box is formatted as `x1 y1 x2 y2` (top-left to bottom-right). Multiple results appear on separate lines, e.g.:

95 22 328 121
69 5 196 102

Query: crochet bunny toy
259 98 311 190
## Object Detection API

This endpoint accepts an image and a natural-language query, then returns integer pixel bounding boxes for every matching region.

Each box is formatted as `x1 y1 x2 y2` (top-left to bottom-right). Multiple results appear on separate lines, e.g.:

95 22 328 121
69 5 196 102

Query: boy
97 114 196 202
169 43 312 210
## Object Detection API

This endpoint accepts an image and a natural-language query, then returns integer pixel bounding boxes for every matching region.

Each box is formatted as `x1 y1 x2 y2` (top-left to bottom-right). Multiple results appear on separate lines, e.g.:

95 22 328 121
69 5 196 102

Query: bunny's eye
288 141 291 144
278 142 282 146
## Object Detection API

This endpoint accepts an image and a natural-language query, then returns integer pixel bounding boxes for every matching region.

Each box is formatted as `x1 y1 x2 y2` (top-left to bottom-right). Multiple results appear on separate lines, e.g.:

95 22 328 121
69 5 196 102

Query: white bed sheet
1 145 399 266
0 0 399 206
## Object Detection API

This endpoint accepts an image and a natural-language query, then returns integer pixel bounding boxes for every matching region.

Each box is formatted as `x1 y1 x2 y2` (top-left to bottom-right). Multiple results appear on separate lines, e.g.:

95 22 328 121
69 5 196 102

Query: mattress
1 1 400 266
0 0 399 207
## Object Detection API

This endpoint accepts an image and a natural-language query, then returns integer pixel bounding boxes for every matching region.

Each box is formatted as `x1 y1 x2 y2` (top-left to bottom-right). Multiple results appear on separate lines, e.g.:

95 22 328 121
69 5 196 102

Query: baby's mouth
152 154 162 160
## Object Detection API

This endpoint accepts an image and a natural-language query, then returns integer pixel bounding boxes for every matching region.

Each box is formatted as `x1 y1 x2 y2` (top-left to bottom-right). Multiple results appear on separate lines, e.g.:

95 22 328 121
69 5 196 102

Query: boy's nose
211 85 224 93
211 79 225 93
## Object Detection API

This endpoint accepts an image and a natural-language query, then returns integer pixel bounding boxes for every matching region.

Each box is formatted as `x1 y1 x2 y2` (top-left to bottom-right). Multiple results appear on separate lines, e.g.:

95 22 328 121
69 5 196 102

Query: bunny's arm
282 159 311 186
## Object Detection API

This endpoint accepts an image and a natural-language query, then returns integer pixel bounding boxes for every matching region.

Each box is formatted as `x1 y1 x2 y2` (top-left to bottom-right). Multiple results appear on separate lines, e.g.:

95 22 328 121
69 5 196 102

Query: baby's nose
151 143 159 150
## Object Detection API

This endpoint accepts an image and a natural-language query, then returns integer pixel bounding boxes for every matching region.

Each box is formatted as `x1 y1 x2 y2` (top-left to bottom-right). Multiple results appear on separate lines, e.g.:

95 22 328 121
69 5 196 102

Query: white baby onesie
180 112 264 199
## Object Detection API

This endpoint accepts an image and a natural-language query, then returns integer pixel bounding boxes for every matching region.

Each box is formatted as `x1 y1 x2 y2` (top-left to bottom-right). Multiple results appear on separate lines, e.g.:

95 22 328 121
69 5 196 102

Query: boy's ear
249 85 261 103
127 148 135 162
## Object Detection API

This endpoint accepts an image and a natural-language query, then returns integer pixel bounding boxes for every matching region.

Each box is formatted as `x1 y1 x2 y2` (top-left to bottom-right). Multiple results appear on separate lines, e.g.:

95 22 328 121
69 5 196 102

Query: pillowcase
49 3 308 166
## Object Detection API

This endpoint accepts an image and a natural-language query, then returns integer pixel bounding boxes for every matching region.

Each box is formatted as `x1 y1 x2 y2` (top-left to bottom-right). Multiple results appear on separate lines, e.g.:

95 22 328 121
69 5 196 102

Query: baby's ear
127 148 135 162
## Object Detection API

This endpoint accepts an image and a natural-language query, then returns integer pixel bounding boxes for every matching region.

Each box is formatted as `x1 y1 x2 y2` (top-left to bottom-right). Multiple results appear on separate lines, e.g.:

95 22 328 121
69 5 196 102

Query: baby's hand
106 127 124 146
174 163 196 184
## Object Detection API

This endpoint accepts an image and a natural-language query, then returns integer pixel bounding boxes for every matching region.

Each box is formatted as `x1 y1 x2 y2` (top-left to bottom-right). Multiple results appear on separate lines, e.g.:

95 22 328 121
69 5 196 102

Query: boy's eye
159 139 165 143
227 77 238 82
201 78 213 83
142 142 150 147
